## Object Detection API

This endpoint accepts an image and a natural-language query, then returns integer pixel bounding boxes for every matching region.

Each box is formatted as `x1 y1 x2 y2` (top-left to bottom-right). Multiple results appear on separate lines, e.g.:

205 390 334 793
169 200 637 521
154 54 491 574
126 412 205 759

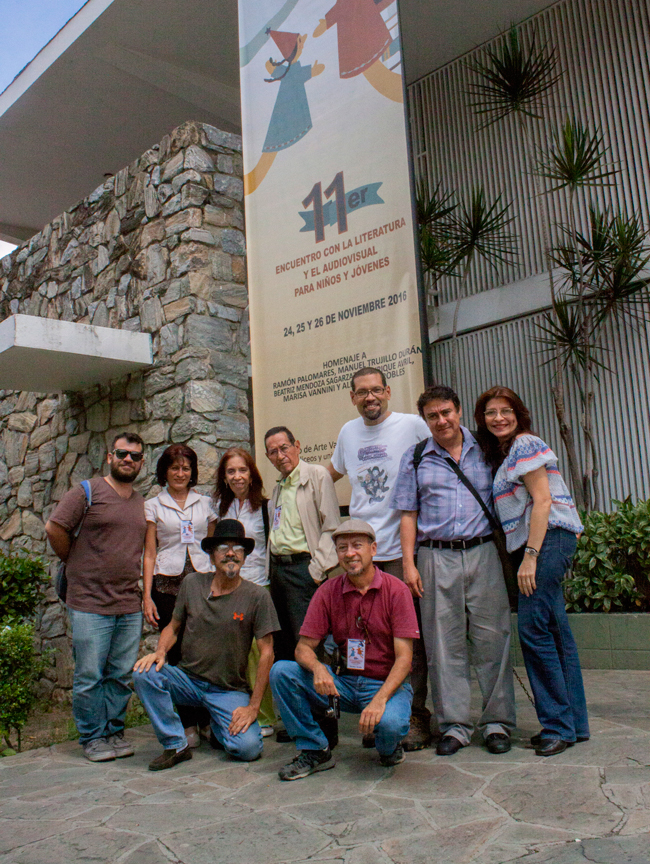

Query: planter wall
510 613 650 670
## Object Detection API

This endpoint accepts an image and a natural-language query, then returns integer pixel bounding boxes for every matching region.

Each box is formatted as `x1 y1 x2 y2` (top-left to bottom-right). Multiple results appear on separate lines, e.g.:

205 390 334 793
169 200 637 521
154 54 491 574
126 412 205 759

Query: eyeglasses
215 544 245 554
354 387 386 399
356 613 372 644
266 443 295 458
484 408 515 419
112 449 144 462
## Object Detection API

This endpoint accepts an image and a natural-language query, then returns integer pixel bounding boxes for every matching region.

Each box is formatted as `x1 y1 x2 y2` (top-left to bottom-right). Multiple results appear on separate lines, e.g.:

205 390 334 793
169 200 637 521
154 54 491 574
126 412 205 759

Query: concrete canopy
0 314 152 391
0 0 553 243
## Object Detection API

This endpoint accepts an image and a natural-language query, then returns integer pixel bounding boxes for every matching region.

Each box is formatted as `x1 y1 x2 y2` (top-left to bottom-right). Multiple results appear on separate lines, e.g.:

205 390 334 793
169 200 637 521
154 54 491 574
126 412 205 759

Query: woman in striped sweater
474 386 589 757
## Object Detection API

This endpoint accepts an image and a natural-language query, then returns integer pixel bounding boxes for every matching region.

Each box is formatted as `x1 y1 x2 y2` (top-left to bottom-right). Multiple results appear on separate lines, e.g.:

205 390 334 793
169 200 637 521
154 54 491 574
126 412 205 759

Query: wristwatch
524 546 539 558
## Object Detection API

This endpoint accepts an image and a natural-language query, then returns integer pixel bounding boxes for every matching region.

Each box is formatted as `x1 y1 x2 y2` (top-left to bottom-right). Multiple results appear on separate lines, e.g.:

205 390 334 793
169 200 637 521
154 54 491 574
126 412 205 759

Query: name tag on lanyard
347 638 366 670
272 505 282 531
180 520 194 544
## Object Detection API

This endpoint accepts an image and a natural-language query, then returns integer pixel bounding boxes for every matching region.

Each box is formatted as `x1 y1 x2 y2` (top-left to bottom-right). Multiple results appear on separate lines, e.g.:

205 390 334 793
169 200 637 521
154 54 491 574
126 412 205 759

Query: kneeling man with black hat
134 519 279 770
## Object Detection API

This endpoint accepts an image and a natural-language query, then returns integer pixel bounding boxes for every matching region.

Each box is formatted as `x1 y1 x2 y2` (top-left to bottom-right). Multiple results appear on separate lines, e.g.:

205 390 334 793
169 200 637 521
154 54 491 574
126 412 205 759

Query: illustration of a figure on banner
244 29 324 196
313 0 402 103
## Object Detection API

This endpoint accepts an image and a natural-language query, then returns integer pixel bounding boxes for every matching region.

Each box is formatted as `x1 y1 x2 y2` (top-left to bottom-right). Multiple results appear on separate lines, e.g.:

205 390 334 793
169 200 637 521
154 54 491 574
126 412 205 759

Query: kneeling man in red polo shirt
270 519 420 780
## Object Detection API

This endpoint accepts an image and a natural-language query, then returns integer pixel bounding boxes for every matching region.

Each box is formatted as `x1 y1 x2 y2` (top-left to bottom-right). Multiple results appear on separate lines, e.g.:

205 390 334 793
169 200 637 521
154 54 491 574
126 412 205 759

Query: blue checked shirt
390 427 494 543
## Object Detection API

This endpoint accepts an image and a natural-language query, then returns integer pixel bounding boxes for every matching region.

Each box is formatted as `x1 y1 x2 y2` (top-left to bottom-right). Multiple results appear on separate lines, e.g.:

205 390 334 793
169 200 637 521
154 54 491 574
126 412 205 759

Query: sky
0 0 88 94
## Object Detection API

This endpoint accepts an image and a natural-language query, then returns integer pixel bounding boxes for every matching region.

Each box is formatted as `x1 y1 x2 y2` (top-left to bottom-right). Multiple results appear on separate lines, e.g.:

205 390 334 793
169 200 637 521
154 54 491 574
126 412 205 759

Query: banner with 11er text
239 0 424 497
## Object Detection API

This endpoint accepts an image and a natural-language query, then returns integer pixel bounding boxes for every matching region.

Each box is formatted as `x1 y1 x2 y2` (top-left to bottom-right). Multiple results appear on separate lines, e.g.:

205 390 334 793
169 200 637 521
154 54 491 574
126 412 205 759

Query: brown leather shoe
403 715 433 751
148 746 193 771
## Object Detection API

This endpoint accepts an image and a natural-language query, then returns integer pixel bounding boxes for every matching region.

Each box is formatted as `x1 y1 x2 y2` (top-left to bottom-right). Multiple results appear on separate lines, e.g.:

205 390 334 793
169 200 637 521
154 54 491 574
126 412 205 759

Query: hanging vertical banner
239 0 424 491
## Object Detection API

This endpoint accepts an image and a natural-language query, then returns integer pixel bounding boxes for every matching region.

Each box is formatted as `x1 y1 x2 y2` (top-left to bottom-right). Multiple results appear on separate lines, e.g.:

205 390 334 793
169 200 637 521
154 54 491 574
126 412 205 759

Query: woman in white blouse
214 447 275 734
143 444 216 747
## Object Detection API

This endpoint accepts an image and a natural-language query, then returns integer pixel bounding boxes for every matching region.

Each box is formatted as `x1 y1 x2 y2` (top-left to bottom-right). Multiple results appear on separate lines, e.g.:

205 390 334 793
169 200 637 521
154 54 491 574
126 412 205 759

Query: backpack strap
442 457 500 534
73 479 93 539
412 439 428 472
261 498 270 544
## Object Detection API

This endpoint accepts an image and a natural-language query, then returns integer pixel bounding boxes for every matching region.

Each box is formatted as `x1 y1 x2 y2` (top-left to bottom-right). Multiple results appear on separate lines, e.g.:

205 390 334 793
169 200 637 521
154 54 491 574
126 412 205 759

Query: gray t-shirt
173 573 279 692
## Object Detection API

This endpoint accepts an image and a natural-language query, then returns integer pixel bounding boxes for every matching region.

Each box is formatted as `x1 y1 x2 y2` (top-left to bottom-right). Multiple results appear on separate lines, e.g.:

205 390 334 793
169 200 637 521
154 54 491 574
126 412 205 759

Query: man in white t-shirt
328 367 432 750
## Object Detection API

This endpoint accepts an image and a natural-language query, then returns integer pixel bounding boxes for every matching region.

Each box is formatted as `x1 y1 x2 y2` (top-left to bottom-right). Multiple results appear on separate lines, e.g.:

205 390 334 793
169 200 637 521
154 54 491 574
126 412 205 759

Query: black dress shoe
485 733 511 754
535 738 569 757
531 732 583 747
436 735 464 756
276 728 293 743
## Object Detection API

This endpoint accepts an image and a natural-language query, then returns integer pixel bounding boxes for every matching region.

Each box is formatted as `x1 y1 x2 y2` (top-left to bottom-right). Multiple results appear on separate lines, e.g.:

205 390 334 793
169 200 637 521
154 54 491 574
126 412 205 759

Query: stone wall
0 121 250 701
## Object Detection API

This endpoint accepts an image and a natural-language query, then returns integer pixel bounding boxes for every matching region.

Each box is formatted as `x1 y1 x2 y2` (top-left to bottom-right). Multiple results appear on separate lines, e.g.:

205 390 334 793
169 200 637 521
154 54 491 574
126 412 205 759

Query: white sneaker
108 732 134 758
83 738 116 762
260 725 274 738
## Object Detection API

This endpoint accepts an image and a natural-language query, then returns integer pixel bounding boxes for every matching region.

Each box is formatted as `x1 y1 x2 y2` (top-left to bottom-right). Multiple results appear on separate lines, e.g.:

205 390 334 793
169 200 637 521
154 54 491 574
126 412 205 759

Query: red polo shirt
299 567 420 681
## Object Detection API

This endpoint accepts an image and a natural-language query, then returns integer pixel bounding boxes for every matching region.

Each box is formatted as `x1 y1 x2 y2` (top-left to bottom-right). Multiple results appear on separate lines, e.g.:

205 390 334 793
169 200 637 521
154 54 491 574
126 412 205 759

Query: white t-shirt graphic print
331 412 430 559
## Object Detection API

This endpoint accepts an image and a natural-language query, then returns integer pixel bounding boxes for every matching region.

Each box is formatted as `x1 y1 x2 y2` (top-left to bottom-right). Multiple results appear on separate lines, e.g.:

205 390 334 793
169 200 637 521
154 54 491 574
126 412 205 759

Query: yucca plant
464 24 650 511
446 188 517 391
415 181 517 391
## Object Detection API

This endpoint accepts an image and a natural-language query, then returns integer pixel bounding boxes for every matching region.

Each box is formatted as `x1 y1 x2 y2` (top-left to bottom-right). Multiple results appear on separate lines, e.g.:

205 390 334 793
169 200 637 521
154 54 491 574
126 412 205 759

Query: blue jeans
68 608 142 744
270 660 412 755
517 529 589 741
133 664 263 761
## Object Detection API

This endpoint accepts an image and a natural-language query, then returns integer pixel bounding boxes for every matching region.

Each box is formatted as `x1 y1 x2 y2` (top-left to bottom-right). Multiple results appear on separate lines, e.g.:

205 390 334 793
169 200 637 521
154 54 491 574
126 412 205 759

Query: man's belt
419 533 494 551
270 551 312 564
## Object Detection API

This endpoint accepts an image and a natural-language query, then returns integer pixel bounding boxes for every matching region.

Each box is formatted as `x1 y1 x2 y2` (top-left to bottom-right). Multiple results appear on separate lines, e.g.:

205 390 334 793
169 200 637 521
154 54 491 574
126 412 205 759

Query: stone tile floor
1 669 649 864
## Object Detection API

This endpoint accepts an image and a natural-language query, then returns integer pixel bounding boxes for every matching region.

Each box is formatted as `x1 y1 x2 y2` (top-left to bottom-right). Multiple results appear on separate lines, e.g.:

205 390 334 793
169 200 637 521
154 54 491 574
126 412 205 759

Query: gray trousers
417 541 516 744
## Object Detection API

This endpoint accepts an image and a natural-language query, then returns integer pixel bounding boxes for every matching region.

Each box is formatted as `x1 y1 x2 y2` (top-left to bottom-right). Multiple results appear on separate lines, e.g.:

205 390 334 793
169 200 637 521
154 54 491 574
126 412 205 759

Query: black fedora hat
201 519 255 556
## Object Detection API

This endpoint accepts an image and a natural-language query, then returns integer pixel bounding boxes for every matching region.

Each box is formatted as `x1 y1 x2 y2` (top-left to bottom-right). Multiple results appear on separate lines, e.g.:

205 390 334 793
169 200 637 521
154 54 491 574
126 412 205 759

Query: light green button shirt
269 463 309 554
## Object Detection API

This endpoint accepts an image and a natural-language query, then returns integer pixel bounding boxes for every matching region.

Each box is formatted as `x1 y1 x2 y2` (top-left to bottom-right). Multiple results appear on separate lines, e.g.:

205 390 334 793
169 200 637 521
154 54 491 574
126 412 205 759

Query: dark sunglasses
112 449 144 462
356 614 372 644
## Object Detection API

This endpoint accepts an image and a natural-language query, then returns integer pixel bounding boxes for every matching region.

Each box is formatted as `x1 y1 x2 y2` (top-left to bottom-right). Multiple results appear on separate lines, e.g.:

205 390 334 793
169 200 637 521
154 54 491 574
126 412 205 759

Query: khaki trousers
417 541 516 744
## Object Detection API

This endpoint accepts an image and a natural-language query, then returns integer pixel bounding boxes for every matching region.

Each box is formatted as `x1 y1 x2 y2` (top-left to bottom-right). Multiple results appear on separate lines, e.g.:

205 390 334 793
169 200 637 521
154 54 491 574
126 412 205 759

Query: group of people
45 366 588 781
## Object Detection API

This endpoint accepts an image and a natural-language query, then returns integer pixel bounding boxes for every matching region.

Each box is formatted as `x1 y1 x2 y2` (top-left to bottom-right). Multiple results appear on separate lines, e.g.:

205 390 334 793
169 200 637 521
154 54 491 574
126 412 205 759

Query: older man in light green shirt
270 464 310 555
265 426 339 668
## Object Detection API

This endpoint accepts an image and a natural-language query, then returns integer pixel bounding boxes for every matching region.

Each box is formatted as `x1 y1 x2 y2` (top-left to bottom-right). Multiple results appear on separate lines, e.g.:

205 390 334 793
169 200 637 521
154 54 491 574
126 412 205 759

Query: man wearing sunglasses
46 432 148 763
270 519 419 780
133 520 279 770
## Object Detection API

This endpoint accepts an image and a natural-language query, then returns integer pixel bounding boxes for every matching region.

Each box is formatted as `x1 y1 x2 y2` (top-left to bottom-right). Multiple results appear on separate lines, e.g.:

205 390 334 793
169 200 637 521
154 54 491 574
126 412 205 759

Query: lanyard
344 581 378 645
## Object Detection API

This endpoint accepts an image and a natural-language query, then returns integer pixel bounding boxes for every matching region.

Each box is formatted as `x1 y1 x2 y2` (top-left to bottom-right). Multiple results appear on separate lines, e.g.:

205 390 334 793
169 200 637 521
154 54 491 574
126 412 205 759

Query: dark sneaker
403 715 433 751
278 748 335 781
82 738 116 762
362 732 376 748
380 744 405 767
108 732 135 758
148 746 193 771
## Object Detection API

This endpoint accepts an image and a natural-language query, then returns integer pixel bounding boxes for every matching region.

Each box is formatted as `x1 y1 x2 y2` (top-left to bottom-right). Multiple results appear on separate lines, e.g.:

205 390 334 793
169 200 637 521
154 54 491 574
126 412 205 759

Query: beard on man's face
109 461 140 483
217 558 241 579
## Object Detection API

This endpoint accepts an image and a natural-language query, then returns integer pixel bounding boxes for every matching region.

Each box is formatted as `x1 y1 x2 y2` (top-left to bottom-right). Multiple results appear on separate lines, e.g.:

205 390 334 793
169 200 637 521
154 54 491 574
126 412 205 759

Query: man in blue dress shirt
391 385 516 756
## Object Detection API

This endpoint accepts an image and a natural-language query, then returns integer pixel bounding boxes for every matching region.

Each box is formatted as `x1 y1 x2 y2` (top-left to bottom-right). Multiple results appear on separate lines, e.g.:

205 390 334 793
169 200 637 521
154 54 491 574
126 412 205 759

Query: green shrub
0 623 46 752
564 498 650 612
0 552 48 621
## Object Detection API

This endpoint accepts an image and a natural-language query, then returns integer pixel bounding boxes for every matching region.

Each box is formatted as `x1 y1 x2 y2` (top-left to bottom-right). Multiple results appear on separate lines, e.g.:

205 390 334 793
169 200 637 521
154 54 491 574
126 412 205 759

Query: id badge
272 505 282 531
180 520 194 544
347 638 366 670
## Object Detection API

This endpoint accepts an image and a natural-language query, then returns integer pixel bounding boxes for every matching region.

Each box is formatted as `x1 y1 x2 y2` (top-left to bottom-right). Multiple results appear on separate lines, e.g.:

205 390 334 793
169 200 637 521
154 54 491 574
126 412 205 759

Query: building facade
0 121 249 699
408 0 650 507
